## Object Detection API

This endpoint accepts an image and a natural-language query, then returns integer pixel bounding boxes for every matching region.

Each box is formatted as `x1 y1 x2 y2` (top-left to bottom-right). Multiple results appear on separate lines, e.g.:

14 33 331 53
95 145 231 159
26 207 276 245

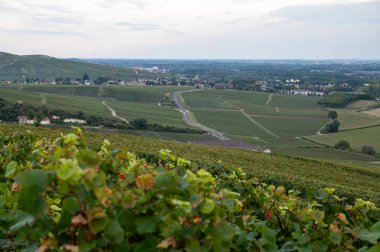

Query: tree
328 111 338 120
335 140 350 150
361 146 376 156
83 74 90 81
131 119 148 129
63 77 71 85
322 119 340 133
27 110 34 120
35 112 44 127
76 111 85 119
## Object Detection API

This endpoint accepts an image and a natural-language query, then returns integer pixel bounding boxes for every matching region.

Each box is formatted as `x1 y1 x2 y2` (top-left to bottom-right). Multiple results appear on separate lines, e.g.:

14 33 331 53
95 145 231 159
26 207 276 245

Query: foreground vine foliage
0 129 379 251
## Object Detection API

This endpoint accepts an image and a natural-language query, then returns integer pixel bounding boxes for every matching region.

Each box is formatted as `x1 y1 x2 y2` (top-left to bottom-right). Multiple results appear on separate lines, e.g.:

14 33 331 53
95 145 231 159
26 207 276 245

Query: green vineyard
0 128 379 251
1 124 380 203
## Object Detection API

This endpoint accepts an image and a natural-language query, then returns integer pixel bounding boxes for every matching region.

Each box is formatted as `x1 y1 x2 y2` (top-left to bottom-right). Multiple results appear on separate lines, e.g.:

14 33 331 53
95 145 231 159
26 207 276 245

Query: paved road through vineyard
171 89 229 140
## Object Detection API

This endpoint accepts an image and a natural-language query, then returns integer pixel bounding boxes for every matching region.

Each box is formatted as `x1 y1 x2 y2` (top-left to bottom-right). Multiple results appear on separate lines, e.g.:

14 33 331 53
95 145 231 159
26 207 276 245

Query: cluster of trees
335 140 377 156
361 83 380 98
322 110 340 133
318 93 372 107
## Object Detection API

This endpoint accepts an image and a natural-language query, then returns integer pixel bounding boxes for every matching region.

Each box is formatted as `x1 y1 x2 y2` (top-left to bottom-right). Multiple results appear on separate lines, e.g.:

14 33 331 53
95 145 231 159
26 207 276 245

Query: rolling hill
0 52 159 81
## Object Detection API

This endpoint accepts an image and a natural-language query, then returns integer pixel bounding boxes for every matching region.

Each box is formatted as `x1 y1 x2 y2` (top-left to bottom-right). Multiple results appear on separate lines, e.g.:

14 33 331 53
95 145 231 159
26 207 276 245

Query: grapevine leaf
14 170 47 216
208 222 236 252
9 213 35 232
135 216 158 235
5 161 17 178
201 198 215 214
368 244 380 252
57 197 81 229
104 220 124 244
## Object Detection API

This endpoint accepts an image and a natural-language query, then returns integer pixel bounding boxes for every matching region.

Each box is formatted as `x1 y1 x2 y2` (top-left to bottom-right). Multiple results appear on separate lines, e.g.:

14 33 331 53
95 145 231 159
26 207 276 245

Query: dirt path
265 94 273 106
98 87 105 97
240 109 280 138
102 101 129 124
225 100 279 138
316 120 330 135
41 94 46 105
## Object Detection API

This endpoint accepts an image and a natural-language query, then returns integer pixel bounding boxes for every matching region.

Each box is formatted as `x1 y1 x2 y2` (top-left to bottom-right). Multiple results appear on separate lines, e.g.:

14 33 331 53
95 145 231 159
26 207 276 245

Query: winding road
171 90 230 140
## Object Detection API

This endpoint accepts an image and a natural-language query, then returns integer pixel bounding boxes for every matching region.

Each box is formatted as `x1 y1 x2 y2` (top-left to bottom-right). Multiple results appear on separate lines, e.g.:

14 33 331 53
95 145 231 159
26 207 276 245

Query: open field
335 108 380 130
271 147 379 162
307 126 380 153
363 108 380 118
346 99 380 110
1 124 380 202
183 90 327 139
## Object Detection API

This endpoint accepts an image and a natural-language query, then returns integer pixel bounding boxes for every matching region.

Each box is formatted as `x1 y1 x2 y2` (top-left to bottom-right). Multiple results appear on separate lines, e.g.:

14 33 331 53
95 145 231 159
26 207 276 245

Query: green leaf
359 221 380 243
368 244 380 252
172 199 192 214
57 197 81 229
201 198 215 214
105 220 124 244
14 170 47 216
57 159 83 185
135 216 157 235
79 149 99 166
208 222 236 252
9 213 35 232
5 161 17 178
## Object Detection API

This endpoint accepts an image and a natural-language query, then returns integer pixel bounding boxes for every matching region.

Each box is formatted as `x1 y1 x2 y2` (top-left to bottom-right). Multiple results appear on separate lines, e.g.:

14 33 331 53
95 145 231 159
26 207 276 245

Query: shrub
322 119 340 133
361 145 376 156
328 110 338 119
335 140 351 150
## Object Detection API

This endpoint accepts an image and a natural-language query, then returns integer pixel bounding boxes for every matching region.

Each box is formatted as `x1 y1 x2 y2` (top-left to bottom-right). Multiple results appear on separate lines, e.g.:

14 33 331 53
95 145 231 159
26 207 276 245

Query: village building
18 116 28 124
40 117 51 125
63 118 86 124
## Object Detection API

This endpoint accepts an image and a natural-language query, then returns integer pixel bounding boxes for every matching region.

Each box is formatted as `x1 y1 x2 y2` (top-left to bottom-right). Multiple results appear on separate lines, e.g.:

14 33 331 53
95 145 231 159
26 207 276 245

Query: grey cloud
117 22 160 30
272 1 380 24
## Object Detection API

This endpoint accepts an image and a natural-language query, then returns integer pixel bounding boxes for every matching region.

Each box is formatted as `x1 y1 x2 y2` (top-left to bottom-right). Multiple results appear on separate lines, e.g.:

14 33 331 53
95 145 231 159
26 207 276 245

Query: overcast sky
0 0 379 59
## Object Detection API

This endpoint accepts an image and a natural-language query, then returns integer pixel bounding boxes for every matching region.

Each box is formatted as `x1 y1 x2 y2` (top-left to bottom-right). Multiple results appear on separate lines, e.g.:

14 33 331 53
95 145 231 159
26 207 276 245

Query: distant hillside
0 52 159 81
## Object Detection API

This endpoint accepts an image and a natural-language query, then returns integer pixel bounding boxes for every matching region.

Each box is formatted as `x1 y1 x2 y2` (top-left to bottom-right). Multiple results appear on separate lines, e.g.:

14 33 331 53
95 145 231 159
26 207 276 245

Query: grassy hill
0 52 160 81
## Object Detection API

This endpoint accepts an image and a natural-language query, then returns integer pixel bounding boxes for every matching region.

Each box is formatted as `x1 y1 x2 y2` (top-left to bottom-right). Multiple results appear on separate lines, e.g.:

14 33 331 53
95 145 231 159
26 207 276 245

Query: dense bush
335 140 351 150
361 146 377 156
328 110 338 119
322 119 340 133
0 129 379 251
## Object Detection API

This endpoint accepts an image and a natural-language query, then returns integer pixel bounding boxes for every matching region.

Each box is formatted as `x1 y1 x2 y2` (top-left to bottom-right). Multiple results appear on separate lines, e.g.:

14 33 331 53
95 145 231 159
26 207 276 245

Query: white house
63 119 86 124
40 117 51 125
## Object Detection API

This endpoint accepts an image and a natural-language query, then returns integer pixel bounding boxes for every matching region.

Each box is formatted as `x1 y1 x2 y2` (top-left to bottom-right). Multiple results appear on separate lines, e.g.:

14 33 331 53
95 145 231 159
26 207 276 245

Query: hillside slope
0 124 379 203
0 52 157 81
